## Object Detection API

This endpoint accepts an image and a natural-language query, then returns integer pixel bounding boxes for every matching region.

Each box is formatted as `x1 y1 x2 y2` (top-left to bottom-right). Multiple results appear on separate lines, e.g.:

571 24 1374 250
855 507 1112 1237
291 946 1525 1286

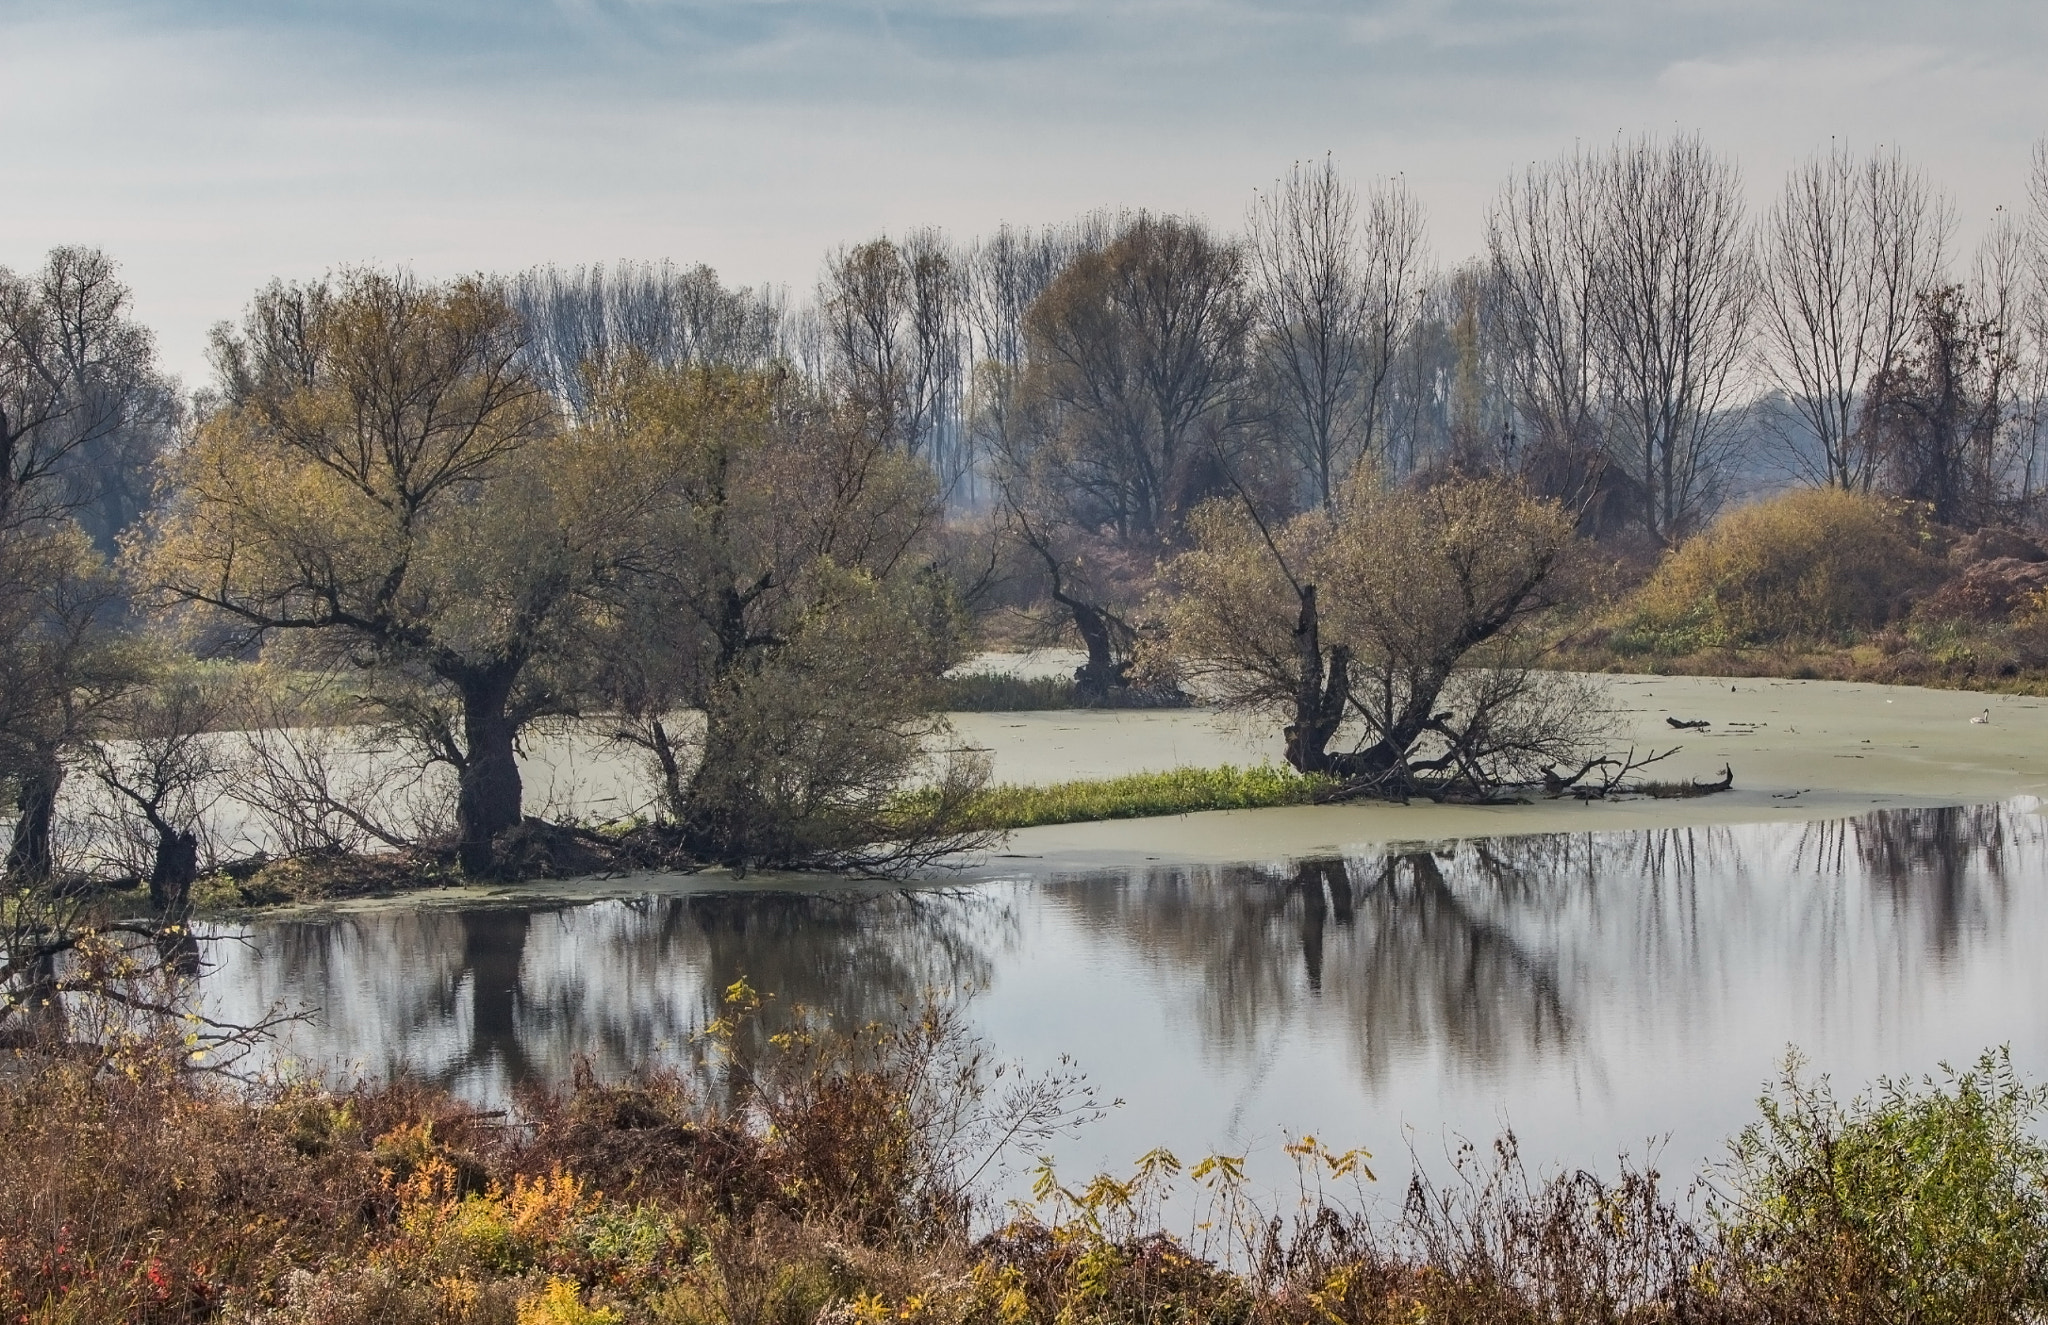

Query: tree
507 260 784 417
819 233 970 490
1758 146 1950 491
0 523 145 880
587 363 986 872
1866 282 2017 529
1590 133 1755 543
84 671 240 916
1018 213 1252 540
1247 157 1374 510
1154 470 1594 797
0 247 180 546
144 269 615 875
1383 262 1518 479
1488 148 1606 479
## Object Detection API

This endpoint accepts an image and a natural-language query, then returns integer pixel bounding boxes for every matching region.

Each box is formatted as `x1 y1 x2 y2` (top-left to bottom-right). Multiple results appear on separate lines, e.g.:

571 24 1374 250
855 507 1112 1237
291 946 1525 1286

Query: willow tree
588 362 984 872
146 269 627 874
1155 471 1595 796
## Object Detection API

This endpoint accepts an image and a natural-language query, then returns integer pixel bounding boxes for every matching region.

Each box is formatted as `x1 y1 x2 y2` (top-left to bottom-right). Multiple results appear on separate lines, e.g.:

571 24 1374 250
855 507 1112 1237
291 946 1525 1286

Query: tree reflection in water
194 802 2045 1146
1037 801 2041 1093
203 889 1011 1102
1043 850 1575 1088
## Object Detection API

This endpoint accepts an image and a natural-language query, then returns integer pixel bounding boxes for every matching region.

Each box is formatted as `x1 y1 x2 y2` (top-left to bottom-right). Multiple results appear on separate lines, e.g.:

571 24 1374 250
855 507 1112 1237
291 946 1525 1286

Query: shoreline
186 671 2048 917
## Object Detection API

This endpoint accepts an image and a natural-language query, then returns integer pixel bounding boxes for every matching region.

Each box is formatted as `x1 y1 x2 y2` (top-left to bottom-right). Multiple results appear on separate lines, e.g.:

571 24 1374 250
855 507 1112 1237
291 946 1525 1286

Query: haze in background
3 0 2043 388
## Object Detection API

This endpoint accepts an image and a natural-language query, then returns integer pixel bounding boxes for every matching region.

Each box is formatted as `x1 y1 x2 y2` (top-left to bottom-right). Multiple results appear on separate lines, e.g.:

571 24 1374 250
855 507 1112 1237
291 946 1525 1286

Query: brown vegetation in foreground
6 988 2048 1325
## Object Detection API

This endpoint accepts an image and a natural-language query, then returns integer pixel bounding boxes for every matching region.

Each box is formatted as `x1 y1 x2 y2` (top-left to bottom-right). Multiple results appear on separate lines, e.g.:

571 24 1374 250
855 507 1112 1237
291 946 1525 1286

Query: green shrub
1623 488 1945 650
895 763 1329 832
1720 1047 2048 1324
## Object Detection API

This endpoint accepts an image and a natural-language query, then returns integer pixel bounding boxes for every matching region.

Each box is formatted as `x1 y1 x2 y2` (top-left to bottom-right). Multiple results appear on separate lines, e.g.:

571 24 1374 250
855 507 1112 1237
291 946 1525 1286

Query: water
194 800 2048 1201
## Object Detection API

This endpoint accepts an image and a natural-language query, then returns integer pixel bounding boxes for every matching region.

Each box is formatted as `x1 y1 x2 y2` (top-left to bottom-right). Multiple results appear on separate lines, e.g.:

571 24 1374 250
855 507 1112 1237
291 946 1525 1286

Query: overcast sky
3 0 2043 388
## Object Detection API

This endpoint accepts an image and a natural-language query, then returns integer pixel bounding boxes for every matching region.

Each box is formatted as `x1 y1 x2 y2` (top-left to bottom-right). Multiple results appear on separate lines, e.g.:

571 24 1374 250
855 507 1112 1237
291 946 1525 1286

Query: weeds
936 673 1080 712
895 764 1331 832
4 997 2047 1325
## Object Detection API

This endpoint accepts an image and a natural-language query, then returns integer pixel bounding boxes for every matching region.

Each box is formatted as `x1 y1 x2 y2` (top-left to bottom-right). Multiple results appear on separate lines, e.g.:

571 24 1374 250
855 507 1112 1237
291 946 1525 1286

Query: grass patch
902 762 1331 832
935 670 1079 711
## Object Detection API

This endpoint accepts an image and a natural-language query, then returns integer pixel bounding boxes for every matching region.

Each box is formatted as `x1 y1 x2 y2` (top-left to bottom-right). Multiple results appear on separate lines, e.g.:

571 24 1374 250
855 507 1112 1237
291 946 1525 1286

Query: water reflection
198 802 2048 1185
1044 852 1575 1086
211 891 1010 1100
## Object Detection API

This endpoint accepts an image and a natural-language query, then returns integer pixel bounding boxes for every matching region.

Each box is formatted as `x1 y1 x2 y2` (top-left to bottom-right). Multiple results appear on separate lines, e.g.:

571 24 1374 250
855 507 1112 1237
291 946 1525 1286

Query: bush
1719 1048 2048 1324
1622 488 1946 651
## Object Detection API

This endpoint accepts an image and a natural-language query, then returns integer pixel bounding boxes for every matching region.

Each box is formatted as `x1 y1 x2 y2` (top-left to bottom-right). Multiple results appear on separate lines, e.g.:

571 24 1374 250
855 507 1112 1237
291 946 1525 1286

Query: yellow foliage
517 1276 621 1325
1627 487 1945 647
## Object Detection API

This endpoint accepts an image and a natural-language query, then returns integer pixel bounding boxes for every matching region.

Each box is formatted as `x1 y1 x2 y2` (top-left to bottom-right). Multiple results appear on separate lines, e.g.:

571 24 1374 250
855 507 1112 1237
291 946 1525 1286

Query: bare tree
83 675 237 915
1758 146 1951 491
508 261 784 416
1019 212 1252 540
1359 176 1431 467
819 232 970 490
1247 158 1371 510
1591 133 1755 542
1247 162 1427 511
902 230 972 495
1384 262 1518 477
1488 148 1606 473
0 247 178 545
963 219 1107 506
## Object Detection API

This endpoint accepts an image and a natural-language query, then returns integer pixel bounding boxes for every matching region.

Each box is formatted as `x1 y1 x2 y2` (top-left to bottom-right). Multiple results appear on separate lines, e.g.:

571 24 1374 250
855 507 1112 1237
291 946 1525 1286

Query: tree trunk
5 748 60 882
148 828 199 915
1283 586 1350 774
1061 593 1126 700
647 717 687 821
455 669 524 876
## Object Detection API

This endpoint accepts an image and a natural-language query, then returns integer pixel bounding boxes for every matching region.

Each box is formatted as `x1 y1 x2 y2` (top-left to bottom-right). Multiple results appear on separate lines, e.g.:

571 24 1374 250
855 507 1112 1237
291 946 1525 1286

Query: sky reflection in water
197 801 2048 1199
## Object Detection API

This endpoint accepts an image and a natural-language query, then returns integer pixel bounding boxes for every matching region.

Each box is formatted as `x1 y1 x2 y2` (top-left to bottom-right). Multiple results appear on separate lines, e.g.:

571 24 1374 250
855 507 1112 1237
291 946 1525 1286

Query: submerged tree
1154 470 1595 796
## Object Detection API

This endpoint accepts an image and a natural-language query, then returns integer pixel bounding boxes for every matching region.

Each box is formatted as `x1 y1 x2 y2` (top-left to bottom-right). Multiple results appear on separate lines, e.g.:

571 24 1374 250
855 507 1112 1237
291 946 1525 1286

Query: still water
197 800 2048 1199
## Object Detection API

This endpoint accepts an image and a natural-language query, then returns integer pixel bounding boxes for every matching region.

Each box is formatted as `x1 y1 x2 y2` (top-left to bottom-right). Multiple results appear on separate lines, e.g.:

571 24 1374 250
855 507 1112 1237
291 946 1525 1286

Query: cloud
2 0 2042 387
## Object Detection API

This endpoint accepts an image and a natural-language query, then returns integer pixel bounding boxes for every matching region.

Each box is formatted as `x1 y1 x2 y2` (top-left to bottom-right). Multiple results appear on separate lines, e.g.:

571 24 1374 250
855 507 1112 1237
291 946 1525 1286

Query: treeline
1 130 2046 914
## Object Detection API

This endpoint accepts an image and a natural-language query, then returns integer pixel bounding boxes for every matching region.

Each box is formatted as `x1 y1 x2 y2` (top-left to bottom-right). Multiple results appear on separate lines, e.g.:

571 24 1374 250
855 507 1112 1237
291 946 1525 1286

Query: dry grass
1618 488 1947 652
7 990 2047 1325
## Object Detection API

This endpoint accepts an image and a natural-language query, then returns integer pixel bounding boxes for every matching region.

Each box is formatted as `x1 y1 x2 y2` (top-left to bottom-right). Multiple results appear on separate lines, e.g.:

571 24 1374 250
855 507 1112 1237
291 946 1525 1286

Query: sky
3 0 2044 389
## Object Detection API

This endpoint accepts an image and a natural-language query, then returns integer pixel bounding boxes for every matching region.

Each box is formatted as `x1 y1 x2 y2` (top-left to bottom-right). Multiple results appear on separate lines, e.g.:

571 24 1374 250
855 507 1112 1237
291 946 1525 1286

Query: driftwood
1636 764 1736 798
1537 747 1735 800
